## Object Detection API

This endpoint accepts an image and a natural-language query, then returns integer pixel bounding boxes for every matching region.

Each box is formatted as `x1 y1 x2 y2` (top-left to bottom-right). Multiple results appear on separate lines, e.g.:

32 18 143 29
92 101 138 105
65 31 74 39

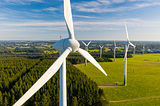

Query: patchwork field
76 54 160 106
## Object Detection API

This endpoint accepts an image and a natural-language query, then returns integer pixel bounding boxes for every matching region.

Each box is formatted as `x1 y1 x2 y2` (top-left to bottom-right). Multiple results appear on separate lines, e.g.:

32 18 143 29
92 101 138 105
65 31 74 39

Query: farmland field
76 53 160 106
88 49 99 52
43 50 58 54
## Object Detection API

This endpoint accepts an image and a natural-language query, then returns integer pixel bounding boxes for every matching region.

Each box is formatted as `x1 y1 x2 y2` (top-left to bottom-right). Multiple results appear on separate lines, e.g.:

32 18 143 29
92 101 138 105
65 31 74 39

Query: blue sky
0 0 160 41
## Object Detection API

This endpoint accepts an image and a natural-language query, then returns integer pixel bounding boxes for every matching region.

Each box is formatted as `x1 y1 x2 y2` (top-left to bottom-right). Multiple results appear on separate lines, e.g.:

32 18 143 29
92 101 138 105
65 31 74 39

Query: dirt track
110 96 160 102
98 84 120 88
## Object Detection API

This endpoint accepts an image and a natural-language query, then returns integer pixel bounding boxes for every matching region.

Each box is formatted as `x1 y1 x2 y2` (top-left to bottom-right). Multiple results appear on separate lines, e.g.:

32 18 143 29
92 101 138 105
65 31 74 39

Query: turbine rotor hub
53 38 80 53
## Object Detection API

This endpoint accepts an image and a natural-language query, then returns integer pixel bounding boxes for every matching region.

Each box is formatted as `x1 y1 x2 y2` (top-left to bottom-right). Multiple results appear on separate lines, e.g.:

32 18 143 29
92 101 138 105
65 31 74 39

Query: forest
0 58 109 106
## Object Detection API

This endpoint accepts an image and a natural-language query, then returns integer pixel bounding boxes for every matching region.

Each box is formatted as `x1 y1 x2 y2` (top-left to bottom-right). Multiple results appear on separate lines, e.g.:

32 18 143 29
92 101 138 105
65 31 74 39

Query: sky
0 0 160 41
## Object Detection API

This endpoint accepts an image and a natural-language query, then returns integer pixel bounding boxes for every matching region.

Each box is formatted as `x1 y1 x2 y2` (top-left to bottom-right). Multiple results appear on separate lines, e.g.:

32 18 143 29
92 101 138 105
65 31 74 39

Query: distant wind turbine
99 45 104 58
82 41 91 66
114 41 118 61
60 35 62 40
133 44 136 56
143 44 145 54
13 0 107 106
123 23 135 86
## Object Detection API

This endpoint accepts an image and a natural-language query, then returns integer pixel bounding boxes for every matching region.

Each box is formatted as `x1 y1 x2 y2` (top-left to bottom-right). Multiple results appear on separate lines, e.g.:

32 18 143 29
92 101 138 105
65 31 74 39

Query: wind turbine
60 35 62 40
99 45 103 58
82 41 91 66
133 44 136 56
143 44 145 54
13 0 107 106
114 41 118 61
123 23 135 86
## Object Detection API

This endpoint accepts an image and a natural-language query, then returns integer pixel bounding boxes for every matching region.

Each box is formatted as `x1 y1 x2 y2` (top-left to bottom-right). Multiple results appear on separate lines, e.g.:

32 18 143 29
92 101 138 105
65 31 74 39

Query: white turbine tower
143 44 145 54
60 35 62 40
82 41 91 66
114 41 118 61
99 45 104 58
133 44 136 56
123 23 135 86
13 0 107 106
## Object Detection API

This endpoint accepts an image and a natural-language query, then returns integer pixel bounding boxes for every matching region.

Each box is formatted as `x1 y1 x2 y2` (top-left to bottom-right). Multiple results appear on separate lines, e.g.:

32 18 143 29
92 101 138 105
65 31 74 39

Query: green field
88 49 99 52
117 47 124 52
19 46 31 49
88 48 110 52
76 54 160 106
43 50 58 54
104 48 110 52
6 47 16 50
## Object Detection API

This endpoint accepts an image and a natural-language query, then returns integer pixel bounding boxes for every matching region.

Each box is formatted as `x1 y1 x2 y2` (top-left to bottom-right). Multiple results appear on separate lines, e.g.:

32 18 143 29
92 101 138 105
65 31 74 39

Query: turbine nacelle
123 41 129 45
53 38 80 53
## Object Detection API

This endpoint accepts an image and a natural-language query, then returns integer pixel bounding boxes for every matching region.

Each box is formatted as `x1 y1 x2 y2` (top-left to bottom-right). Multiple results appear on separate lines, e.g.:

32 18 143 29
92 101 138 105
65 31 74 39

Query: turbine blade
82 41 87 46
87 41 91 46
99 45 103 48
77 48 107 76
125 23 130 42
114 41 116 47
13 47 72 106
64 0 75 39
129 42 135 47
124 44 129 60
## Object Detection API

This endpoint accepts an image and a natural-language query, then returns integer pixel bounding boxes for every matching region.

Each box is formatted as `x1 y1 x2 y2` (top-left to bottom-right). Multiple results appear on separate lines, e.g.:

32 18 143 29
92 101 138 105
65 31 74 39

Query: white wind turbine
143 44 145 54
99 45 104 58
123 23 135 86
114 41 118 61
13 0 107 106
82 41 91 66
133 44 136 56
60 35 62 40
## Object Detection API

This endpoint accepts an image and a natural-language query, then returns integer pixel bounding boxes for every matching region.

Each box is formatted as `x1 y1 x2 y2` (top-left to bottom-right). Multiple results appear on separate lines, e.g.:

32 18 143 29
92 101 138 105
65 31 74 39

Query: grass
6 47 16 50
14 52 27 54
117 47 124 52
110 98 160 106
76 53 160 106
35 46 46 49
43 44 53 48
88 48 110 52
88 49 99 52
43 50 58 54
104 48 110 52
19 47 31 48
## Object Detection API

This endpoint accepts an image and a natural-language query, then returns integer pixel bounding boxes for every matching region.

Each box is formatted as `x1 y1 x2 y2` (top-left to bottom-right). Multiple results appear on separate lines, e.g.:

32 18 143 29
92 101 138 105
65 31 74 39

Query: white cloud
74 21 122 26
135 2 160 8
0 27 66 32
98 0 110 4
0 18 148 27
29 0 43 2
0 21 65 27
73 15 96 18
73 0 160 13
128 0 137 1
43 7 60 12
112 0 125 3
128 0 160 1
2 0 43 5
73 1 101 9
